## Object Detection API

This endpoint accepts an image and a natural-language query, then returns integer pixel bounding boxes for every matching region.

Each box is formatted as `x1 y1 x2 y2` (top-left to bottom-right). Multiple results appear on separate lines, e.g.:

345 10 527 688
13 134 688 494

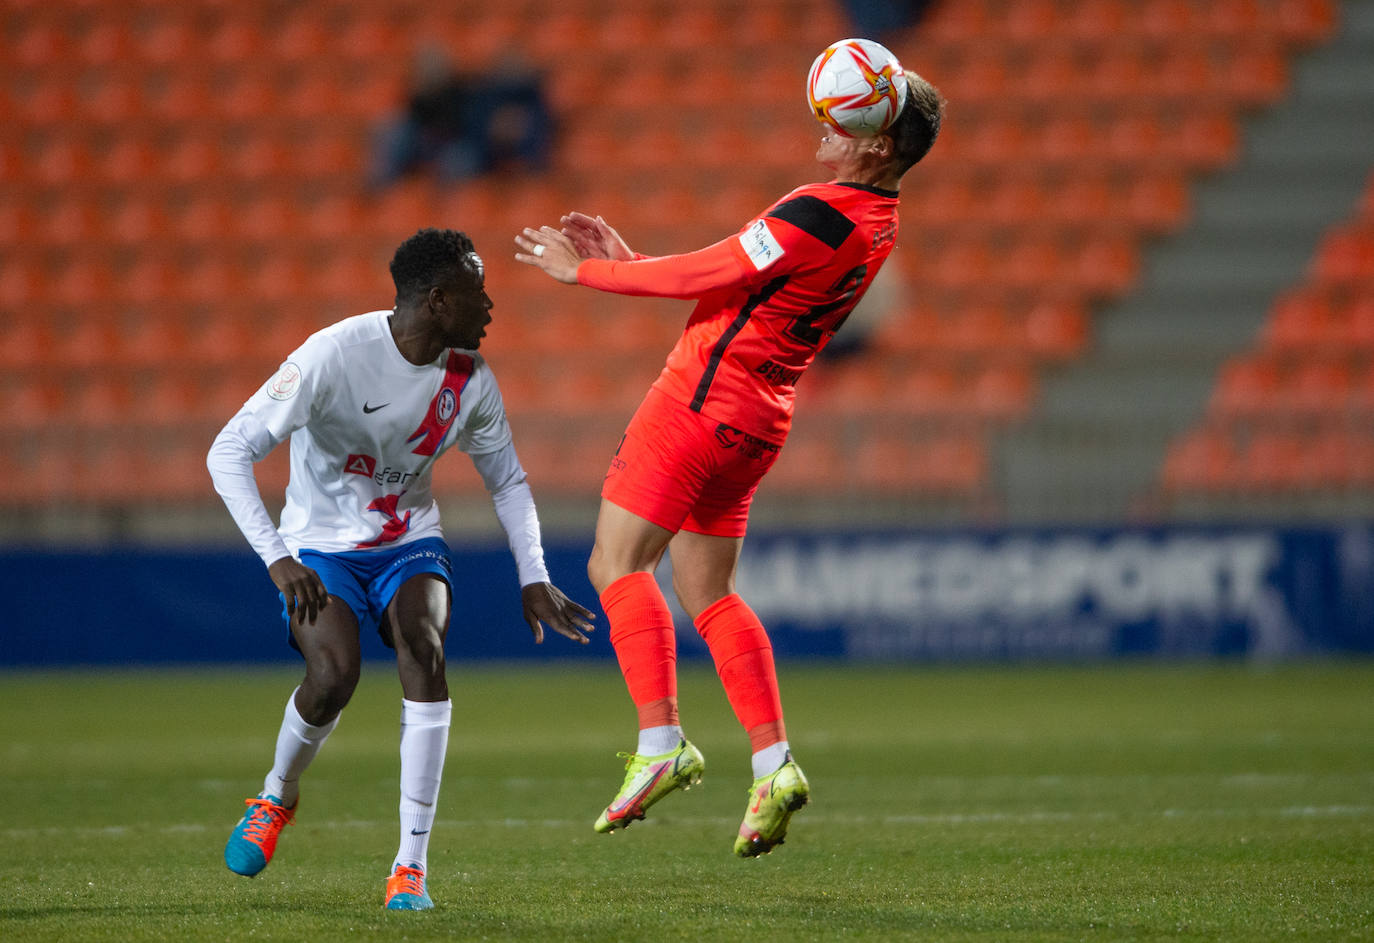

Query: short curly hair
389 228 481 302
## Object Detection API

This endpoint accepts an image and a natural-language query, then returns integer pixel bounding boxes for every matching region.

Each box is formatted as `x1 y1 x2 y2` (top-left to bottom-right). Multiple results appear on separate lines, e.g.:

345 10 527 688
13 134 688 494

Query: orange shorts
602 387 783 538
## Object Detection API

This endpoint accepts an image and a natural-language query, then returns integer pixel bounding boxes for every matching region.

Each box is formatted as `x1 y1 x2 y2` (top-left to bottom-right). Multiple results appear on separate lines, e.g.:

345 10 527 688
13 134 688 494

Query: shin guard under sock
601 572 679 729
694 594 786 749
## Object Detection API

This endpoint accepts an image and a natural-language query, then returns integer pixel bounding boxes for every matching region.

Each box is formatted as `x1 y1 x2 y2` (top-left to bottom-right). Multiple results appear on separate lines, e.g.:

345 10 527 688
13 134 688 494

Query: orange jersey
577 181 900 442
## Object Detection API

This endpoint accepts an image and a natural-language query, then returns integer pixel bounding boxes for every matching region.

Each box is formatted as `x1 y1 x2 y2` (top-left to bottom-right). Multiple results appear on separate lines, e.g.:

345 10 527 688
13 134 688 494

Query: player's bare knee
304 651 359 712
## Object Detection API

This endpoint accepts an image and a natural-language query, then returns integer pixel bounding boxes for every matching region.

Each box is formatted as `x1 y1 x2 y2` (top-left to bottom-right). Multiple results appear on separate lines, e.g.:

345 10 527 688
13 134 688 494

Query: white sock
393 698 452 874
751 741 790 780
262 687 339 808
637 724 684 756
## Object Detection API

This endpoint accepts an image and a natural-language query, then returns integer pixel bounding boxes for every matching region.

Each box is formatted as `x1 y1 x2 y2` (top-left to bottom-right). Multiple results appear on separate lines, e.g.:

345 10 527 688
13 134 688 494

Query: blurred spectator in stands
369 44 553 189
839 0 934 42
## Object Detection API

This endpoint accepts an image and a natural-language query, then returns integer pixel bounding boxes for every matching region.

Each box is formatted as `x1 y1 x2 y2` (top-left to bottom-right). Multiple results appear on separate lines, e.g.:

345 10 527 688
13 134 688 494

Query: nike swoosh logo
606 765 668 815
363 401 390 414
409 828 429 836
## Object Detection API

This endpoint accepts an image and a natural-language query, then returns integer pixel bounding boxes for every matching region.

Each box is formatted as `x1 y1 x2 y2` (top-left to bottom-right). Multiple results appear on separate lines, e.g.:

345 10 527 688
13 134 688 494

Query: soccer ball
806 38 908 138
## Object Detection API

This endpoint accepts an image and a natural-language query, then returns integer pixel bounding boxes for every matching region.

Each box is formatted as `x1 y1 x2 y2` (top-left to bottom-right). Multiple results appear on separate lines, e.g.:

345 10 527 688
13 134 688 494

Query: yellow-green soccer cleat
594 739 705 833
734 759 810 858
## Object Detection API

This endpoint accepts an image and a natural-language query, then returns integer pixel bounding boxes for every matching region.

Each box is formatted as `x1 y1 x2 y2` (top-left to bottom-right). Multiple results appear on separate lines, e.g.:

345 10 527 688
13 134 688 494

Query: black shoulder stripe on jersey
690 274 789 413
766 195 855 250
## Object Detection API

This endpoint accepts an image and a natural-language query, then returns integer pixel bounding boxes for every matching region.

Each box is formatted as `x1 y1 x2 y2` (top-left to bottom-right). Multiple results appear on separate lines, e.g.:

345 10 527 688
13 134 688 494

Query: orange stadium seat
1286 358 1352 413
915 433 989 492
146 75 215 126
1036 114 1102 167
99 136 160 188
1124 172 1191 233
1005 238 1070 292
970 361 1036 422
39 198 103 248
890 363 964 419
1224 43 1289 106
1239 430 1310 491
77 21 135 68
1022 300 1089 361
1161 428 1238 492
1177 110 1241 169
51 257 116 309
766 434 848 493
67 375 136 430
943 302 1015 355
238 194 306 245
1203 0 1272 38
1004 0 1061 43
1262 292 1340 349
164 135 225 185
922 0 995 44
1065 0 1133 41
79 75 146 128
1352 360 1374 413
1347 295 1374 349
272 13 330 62
120 254 186 309
1209 356 1281 416
215 72 279 123
137 16 197 67
1311 226 1374 284
0 378 66 433
120 312 191 369
0 258 47 314
206 19 264 66
29 137 95 188
1141 0 1199 41
0 198 39 245
1072 235 1140 297
1278 0 1338 45
10 20 70 70
107 197 172 247
807 361 891 416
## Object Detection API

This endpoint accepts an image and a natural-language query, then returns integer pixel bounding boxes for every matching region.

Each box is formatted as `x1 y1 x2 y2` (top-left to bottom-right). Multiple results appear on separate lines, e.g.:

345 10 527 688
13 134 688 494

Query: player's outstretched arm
520 582 596 645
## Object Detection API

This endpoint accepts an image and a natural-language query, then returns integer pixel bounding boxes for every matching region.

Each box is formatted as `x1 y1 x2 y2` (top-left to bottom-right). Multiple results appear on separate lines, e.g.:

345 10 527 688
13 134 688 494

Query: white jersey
208 311 547 584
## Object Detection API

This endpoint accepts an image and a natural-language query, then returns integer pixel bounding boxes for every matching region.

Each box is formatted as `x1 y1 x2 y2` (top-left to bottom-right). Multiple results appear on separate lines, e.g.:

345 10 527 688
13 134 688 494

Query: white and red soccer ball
807 38 908 138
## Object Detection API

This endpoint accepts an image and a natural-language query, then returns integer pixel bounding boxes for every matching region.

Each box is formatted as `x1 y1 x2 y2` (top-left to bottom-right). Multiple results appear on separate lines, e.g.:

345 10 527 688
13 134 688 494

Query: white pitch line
2 805 1369 840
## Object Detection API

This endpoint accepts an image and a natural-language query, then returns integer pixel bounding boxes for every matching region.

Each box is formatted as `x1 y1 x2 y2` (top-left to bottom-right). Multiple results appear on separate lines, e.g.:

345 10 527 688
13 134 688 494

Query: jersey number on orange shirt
784 263 869 347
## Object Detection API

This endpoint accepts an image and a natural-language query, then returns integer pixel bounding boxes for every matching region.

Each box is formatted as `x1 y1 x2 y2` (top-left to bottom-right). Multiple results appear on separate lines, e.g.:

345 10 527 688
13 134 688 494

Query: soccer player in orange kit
515 68 944 857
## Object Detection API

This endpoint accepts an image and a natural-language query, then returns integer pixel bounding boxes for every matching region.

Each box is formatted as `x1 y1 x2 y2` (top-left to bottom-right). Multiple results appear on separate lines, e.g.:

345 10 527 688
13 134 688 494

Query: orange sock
600 572 679 729
694 594 786 750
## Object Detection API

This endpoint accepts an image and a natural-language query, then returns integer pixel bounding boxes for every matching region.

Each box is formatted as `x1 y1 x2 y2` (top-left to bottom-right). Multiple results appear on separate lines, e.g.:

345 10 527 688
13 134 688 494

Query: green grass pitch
1 661 1371 942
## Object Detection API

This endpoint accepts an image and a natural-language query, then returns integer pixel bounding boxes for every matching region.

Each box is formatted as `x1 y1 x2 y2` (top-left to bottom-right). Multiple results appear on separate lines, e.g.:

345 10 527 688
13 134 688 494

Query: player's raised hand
268 556 330 625
560 212 634 262
520 581 596 644
514 226 582 283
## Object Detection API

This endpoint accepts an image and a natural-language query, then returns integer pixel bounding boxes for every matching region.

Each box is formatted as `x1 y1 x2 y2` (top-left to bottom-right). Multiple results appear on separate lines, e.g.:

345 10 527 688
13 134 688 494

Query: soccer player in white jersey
207 228 594 911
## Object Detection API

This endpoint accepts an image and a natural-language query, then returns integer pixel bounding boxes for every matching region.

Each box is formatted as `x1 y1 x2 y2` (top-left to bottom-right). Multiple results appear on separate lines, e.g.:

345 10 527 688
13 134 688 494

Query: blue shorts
284 537 454 651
